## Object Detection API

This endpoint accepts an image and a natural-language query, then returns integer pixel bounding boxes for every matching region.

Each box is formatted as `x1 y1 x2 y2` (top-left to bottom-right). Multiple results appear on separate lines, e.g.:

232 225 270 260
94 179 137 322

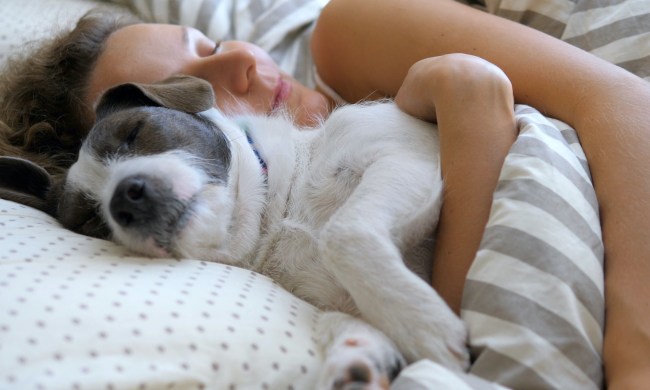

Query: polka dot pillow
0 199 323 389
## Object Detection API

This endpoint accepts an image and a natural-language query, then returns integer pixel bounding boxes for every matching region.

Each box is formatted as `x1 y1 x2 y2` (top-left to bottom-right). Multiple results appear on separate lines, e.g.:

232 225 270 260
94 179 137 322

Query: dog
0 75 469 388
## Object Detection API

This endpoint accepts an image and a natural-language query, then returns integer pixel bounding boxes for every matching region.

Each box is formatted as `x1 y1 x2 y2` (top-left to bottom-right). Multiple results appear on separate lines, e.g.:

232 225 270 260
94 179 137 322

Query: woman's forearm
394 55 517 314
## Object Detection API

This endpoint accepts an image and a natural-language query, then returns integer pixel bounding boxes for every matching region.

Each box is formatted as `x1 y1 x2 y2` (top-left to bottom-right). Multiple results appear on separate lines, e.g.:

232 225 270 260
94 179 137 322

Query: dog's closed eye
115 121 144 156
125 121 143 146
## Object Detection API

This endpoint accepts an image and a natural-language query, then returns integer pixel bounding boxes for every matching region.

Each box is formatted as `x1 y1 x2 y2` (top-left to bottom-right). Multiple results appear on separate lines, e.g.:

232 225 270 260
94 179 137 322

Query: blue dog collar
241 126 268 176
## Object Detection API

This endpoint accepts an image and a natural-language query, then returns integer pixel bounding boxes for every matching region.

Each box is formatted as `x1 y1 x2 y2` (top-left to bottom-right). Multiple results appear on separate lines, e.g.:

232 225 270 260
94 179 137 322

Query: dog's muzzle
109 174 192 247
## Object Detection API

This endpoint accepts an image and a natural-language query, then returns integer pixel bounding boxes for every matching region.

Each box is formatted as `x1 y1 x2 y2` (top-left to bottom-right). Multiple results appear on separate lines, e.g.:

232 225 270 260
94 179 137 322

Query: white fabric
0 199 322 389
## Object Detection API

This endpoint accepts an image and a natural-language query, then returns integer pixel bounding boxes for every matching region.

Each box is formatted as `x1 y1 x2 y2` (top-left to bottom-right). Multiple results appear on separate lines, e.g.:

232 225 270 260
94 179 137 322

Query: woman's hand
394 54 513 124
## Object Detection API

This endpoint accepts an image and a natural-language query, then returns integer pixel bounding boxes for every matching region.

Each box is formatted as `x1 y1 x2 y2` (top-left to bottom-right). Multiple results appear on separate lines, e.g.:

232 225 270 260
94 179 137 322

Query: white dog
0 75 468 388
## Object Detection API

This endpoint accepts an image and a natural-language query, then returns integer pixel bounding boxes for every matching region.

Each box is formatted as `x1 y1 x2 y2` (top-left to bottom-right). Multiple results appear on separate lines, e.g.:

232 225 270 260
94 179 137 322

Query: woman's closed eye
212 40 222 55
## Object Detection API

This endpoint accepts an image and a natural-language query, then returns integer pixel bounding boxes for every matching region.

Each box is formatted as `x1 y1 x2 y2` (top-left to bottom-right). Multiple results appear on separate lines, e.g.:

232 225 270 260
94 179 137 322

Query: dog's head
0 75 264 262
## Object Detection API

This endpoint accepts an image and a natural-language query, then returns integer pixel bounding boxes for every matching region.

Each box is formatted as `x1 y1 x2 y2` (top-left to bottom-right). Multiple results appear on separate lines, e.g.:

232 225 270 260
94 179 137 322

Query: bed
1 0 649 388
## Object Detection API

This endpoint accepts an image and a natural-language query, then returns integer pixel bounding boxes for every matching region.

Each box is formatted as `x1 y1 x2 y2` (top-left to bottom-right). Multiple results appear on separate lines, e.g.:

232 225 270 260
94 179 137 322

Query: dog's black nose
110 175 156 227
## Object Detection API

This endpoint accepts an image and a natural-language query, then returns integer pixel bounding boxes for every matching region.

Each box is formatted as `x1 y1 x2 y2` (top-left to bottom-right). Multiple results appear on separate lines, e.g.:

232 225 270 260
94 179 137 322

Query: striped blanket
394 104 604 390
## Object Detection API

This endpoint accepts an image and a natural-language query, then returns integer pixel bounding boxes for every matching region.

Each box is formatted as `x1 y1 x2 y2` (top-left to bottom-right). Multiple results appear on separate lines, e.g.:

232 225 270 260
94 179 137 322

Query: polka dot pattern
0 199 322 388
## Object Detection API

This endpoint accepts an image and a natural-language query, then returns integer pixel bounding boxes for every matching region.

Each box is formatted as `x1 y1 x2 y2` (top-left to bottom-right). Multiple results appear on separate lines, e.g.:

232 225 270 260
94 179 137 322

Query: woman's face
87 24 330 126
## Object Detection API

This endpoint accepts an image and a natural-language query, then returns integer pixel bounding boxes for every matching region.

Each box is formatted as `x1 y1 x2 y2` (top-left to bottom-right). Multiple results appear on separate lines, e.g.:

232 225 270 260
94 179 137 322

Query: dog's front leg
318 158 469 371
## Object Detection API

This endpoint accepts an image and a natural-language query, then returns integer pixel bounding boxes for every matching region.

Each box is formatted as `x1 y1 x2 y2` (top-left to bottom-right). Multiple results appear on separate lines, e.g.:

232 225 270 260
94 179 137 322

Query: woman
0 0 648 387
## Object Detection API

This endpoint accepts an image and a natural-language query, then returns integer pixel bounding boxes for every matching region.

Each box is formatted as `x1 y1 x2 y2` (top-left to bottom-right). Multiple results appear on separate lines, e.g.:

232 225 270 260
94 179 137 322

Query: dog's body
0 77 468 388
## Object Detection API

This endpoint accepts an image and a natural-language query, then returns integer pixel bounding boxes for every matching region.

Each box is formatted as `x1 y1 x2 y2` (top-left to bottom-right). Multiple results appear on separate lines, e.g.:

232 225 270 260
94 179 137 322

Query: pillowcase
0 199 322 389
563 0 650 80
462 105 604 390
483 0 650 80
483 0 574 38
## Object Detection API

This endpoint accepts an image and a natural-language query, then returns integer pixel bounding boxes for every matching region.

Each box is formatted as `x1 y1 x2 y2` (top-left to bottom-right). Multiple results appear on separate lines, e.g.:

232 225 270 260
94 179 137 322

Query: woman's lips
272 78 291 111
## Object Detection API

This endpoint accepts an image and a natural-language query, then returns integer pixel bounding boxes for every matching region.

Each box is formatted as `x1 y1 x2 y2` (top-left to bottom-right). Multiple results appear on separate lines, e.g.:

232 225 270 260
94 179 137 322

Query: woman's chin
293 92 331 128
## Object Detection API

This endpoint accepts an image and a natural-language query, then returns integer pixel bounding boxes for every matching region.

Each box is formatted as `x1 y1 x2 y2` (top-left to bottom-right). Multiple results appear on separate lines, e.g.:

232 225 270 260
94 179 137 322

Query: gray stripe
509 135 597 210
194 0 220 33
461 370 510 390
249 0 267 25
564 13 650 50
271 24 315 85
560 128 581 146
574 0 626 13
617 54 650 78
142 0 155 21
229 0 238 39
470 347 578 390
168 0 181 25
291 24 315 84
478 225 604 321
515 115 592 175
496 9 568 38
514 105 588 164
249 0 313 42
535 123 590 175
493 178 602 261
464 280 603 388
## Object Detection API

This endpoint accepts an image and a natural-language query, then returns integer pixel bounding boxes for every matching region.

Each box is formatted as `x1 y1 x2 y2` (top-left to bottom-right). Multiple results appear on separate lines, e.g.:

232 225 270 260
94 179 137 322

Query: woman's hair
0 8 138 174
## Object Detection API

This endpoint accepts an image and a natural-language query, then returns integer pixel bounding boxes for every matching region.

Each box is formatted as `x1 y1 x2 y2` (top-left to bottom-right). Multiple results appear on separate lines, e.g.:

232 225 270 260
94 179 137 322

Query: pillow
483 0 574 38
0 199 323 389
562 0 650 80
462 105 604 389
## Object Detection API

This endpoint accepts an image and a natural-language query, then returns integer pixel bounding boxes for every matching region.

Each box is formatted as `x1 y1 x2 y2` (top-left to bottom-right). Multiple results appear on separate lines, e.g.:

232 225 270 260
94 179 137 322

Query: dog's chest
256 132 364 311
248 102 440 312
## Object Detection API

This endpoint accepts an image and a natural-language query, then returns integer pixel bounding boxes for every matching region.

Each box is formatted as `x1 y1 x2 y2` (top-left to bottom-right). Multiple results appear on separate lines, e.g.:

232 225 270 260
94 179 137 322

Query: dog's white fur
67 100 469 387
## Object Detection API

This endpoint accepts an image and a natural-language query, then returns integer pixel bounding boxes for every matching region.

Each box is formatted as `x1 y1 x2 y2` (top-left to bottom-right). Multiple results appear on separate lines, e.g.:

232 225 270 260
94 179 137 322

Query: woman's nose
208 48 257 95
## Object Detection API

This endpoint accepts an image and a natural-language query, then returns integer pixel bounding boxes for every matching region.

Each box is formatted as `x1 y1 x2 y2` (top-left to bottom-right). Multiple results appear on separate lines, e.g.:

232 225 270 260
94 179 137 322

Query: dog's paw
400 313 470 372
319 335 405 390
315 312 406 390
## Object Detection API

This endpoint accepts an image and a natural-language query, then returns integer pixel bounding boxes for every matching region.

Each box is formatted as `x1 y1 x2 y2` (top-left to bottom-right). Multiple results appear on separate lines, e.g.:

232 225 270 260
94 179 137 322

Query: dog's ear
0 156 56 214
96 75 216 119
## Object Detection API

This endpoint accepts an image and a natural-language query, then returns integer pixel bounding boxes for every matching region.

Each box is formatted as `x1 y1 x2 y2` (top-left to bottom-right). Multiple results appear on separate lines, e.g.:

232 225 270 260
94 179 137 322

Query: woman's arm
394 54 516 315
312 0 650 387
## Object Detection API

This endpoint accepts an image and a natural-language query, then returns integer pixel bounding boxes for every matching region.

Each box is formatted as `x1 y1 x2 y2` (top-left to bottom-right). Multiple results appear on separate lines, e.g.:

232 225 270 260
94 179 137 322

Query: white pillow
462 105 604 389
0 199 322 389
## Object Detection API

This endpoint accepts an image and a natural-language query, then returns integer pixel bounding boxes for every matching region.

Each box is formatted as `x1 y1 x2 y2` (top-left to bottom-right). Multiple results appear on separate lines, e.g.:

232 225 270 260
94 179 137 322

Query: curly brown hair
0 8 138 175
